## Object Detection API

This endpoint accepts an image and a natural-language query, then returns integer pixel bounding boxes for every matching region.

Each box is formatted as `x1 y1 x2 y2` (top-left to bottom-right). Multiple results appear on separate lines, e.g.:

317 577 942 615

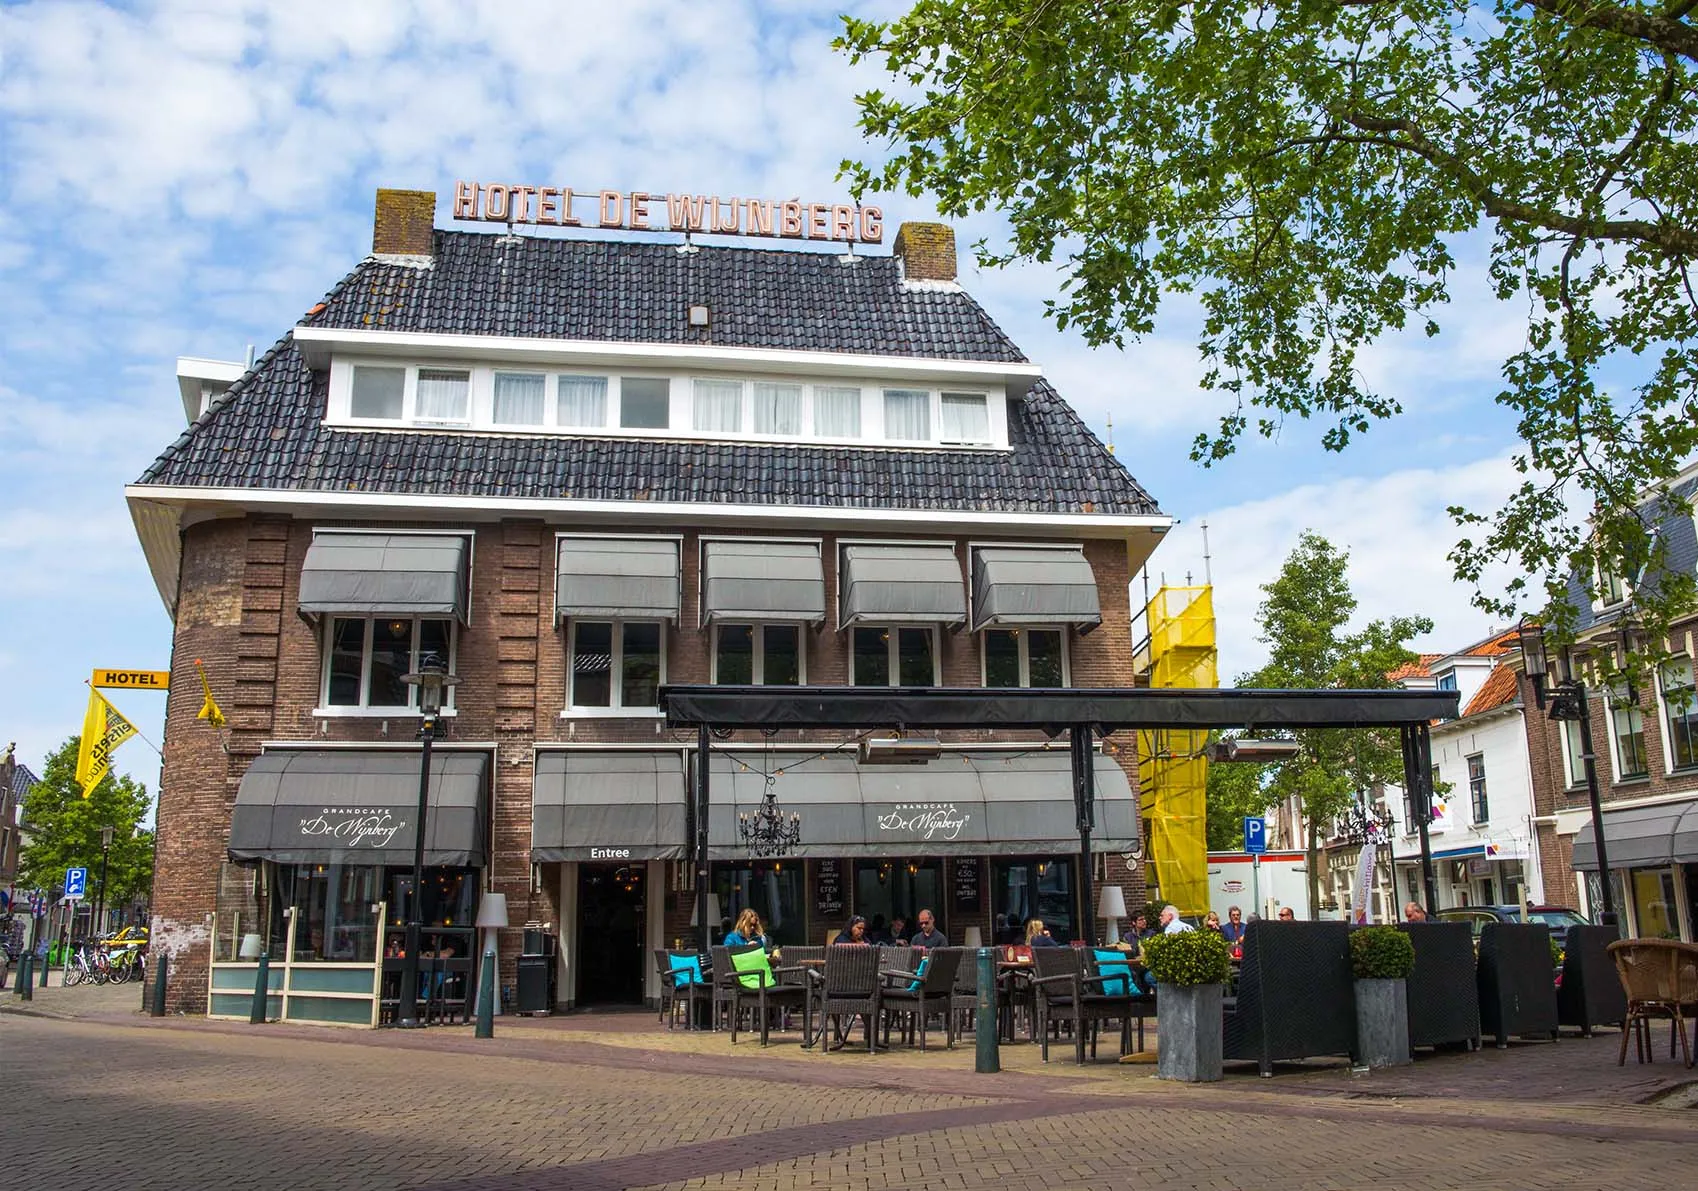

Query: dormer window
416 369 470 423
492 371 547 425
941 392 990 443
350 365 405 419
883 389 931 440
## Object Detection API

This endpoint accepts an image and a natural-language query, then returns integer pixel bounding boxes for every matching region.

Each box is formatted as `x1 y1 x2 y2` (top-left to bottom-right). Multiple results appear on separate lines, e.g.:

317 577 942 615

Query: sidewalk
1 965 148 1019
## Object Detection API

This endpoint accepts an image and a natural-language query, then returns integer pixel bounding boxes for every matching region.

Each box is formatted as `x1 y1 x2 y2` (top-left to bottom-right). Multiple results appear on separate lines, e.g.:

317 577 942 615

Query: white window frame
1592 559 1632 612
1656 655 1698 774
1604 683 1649 782
710 623 807 686
565 618 667 715
1560 718 1587 789
848 625 941 688
316 615 459 716
939 391 993 445
1465 753 1488 825
979 626 1070 688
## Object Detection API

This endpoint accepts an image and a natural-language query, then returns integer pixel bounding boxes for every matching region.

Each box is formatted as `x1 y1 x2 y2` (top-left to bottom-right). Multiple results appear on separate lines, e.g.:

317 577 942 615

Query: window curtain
883 389 930 440
693 378 743 432
492 372 546 425
814 386 861 437
416 369 470 420
752 382 802 435
940 393 990 442
557 375 608 427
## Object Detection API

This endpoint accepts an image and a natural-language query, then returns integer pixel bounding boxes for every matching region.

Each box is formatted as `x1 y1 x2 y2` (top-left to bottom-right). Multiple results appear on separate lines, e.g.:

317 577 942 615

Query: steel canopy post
696 724 711 955
1071 725 1096 946
1415 726 1439 913
396 713 435 1028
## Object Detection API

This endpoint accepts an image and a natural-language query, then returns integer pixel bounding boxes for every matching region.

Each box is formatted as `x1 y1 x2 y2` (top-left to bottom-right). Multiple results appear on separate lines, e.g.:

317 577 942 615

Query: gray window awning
228 749 490 867
706 749 1136 859
839 543 966 628
557 537 680 621
701 539 825 625
298 533 471 622
1571 798 1698 871
971 545 1101 632
532 751 689 862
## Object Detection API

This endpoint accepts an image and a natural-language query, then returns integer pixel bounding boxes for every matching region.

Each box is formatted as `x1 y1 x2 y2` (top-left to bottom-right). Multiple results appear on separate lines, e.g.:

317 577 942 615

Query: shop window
619 377 671 429
569 620 664 709
940 392 990 443
1607 685 1649 780
1658 657 1698 771
852 626 937 687
265 862 386 962
1632 869 1680 939
983 628 1066 688
713 624 802 686
712 862 806 946
349 365 405 419
415 368 471 422
557 375 608 428
992 859 1075 944
883 388 930 440
814 385 861 437
1466 753 1488 824
322 616 454 710
853 860 944 940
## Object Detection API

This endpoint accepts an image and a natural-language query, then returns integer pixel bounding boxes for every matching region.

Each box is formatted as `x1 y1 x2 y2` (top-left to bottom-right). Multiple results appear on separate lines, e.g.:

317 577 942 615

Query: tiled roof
310 231 1028 361
1566 474 1698 634
135 234 1157 516
8 761 35 802
1387 654 1442 682
1461 664 1519 717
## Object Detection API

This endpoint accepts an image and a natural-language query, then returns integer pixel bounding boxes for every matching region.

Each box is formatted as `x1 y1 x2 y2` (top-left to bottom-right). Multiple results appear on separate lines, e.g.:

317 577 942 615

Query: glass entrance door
576 863 646 1005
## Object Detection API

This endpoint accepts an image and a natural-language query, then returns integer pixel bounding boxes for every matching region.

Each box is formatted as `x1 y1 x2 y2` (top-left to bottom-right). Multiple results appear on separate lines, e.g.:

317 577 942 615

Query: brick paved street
2 1007 1693 1191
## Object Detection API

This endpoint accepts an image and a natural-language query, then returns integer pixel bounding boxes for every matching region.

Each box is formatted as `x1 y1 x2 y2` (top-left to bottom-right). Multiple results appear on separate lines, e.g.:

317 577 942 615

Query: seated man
908 909 947 950
1159 905 1194 934
1403 902 1428 922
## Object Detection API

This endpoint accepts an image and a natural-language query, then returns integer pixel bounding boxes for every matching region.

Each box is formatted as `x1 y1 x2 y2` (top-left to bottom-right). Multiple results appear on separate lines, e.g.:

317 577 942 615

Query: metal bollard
150 955 169 1017
974 947 1000 1074
475 948 496 1039
17 954 33 1000
249 952 271 1024
40 950 50 987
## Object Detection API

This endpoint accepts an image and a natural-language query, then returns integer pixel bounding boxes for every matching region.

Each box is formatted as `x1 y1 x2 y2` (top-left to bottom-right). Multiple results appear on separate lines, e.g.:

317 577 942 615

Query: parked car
1433 905 1525 940
1522 905 1590 949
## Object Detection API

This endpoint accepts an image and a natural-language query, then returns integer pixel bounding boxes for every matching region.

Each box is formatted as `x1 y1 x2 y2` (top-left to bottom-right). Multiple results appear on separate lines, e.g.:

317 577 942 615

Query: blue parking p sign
64 867 88 899
1243 817 1267 854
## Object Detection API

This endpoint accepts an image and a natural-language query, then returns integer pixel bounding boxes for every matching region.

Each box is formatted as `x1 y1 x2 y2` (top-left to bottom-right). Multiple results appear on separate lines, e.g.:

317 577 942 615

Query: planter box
1156 982 1223 1082
1355 978 1412 1068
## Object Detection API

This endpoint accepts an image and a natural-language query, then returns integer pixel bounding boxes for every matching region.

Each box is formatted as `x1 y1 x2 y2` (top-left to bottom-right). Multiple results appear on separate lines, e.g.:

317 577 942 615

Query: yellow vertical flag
75 689 139 799
195 659 227 728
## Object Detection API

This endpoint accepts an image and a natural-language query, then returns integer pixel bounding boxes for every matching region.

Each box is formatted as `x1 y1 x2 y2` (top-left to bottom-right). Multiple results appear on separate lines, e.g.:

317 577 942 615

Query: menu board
814 859 844 918
953 857 981 913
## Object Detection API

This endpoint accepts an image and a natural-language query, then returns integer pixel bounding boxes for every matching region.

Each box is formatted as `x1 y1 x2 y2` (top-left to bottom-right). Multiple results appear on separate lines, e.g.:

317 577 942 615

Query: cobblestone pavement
2 1009 1693 1191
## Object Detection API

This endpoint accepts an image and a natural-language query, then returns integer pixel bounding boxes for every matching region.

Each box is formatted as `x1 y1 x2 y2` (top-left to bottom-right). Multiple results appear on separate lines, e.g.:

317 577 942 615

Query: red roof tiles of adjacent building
1387 654 1443 681
1461 663 1520 717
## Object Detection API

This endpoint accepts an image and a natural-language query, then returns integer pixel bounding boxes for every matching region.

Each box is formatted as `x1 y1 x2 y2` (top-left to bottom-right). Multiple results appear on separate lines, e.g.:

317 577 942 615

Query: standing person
909 910 947 950
1220 906 1247 944
1159 905 1194 934
834 916 870 945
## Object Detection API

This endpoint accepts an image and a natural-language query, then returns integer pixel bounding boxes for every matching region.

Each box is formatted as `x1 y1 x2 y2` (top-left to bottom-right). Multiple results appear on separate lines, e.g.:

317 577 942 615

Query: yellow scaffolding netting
1135 585 1217 917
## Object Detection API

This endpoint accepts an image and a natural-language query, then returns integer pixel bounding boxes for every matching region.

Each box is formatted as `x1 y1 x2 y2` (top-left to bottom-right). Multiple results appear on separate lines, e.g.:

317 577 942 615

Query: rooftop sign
453 182 883 244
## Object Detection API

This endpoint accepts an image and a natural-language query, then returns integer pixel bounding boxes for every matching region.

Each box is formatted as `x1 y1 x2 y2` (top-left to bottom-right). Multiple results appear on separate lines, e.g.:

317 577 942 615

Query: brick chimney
893 222 956 283
372 188 437 258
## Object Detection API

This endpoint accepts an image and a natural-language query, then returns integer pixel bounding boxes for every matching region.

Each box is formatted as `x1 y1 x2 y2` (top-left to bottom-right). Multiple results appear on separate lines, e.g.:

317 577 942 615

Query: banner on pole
74 689 138 799
1350 843 1377 924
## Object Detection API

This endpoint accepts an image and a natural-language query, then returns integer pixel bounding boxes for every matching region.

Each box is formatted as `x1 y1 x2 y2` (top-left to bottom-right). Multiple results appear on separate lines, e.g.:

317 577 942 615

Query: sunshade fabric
556 537 680 620
532 751 689 862
971 545 1101 631
298 533 470 621
1571 798 1698 871
839 543 966 627
701 539 825 624
228 749 489 867
706 750 1136 859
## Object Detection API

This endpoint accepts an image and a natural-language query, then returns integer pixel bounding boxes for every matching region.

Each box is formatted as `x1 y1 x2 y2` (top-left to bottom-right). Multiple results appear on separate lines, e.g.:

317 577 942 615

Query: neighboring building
126 189 1171 1014
1520 464 1698 939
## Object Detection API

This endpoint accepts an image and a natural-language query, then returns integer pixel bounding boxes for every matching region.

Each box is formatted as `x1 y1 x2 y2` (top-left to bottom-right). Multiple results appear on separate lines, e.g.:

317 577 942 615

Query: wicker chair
728 949 811 1047
879 947 963 1050
951 947 982 1036
1607 938 1698 1068
709 945 762 1032
654 948 711 1031
1029 946 1136 1063
817 945 884 1054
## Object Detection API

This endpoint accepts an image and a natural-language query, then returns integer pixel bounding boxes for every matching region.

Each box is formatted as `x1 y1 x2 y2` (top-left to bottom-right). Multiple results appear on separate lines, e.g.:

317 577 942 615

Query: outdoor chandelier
1337 801 1395 846
738 782 801 858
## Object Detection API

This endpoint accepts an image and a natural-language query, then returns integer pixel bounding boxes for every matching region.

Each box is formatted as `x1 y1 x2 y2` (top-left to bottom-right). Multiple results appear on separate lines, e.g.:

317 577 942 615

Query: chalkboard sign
814 859 843 918
953 857 981 913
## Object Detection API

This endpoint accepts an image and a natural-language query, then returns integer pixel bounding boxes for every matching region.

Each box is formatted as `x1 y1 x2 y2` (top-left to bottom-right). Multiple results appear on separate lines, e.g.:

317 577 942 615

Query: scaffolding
1133 585 1217 917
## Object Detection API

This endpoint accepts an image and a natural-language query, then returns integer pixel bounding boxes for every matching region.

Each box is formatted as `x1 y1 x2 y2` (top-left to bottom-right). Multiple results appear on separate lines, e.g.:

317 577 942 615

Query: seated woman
723 908 770 950
1203 911 1224 935
833 915 870 944
1025 918 1062 948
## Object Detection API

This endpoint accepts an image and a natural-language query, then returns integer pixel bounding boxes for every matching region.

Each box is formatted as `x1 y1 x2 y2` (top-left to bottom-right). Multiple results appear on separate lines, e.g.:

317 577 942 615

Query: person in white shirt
1159 905 1194 934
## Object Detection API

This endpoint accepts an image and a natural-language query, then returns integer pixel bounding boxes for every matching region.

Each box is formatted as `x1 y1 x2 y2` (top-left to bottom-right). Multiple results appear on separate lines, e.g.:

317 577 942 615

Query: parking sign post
1244 818 1267 917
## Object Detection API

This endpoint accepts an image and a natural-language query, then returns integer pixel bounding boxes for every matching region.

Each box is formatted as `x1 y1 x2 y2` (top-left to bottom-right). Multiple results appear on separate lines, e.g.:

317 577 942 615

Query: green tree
17 736 155 918
1216 533 1430 913
838 2 1698 647
1204 745 1277 852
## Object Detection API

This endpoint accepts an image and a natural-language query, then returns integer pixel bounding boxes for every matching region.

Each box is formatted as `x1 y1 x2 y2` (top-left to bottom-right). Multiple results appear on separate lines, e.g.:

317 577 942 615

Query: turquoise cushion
668 952 703 988
1093 948 1134 996
907 954 930 992
731 947 774 990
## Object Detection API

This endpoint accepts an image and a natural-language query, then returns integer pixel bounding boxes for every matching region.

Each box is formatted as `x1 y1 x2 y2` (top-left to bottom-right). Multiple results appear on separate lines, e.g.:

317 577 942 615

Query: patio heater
397 652 459 1028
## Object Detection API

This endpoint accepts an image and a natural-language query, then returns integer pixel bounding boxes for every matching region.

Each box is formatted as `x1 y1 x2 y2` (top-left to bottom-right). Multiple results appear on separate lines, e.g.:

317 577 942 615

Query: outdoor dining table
997 961 1037 1042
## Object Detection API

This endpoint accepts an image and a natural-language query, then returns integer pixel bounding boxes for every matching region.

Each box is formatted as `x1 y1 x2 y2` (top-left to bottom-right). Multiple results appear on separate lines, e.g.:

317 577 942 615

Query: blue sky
0 0 1535 793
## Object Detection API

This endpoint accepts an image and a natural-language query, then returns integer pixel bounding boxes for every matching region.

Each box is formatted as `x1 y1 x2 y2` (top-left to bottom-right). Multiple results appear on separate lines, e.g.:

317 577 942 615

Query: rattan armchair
879 947 963 1050
817 944 884 1054
728 950 811 1047
1607 938 1698 1068
1030 947 1137 1064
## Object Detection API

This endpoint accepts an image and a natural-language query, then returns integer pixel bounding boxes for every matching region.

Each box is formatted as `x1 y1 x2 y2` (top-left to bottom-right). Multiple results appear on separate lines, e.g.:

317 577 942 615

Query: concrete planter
1355 977 1412 1068
1155 982 1224 1082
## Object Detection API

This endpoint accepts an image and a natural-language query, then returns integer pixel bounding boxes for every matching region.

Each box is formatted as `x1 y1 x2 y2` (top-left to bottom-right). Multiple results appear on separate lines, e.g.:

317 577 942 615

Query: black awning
298 532 471 622
228 749 489 867
532 751 688 862
1572 798 1698 871
706 750 1136 859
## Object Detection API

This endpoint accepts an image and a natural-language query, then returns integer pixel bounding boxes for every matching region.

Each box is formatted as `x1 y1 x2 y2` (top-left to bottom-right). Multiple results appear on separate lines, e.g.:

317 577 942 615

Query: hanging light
737 776 802 858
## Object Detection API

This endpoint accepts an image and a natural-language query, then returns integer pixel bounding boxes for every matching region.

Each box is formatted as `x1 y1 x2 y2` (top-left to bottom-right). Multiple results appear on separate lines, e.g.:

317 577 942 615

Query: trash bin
516 927 557 1016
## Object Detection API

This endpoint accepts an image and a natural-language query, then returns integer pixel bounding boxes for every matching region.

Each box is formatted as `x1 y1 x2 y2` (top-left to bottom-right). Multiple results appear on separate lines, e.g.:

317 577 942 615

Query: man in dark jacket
909 909 947 950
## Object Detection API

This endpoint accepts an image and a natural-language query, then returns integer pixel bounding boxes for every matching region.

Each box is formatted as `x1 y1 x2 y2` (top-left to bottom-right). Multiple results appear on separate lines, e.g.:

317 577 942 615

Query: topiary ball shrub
1350 925 1416 980
1142 929 1233 987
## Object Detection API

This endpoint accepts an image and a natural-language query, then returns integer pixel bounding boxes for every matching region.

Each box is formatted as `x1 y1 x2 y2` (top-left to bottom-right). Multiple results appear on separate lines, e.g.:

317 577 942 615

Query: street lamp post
397 653 458 1029
96 825 116 936
1517 620 1618 926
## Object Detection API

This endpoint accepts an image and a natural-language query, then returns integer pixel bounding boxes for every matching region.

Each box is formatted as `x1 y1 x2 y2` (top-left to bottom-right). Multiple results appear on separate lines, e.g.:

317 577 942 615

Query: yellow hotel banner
75 689 138 799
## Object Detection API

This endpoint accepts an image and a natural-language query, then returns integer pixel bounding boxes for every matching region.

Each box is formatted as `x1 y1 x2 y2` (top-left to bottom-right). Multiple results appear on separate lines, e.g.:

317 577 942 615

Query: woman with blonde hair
724 908 769 950
1025 917 1062 948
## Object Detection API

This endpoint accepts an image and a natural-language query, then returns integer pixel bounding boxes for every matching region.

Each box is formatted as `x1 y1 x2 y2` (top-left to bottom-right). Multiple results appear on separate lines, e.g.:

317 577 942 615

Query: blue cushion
907 954 930 992
668 952 703 988
1093 948 1134 996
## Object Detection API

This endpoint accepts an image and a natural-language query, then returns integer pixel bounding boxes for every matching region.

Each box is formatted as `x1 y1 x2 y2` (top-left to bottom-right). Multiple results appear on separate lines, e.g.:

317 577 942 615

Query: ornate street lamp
396 652 459 1028
1517 619 1617 925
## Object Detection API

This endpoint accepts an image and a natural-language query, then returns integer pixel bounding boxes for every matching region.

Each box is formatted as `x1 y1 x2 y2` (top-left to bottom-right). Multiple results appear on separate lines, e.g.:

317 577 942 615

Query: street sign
64 867 88 899
1243 817 1268 855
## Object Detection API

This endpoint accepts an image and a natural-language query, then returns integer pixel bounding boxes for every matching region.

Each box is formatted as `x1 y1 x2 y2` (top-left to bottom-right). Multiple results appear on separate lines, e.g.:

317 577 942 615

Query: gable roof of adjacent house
1562 471 1698 635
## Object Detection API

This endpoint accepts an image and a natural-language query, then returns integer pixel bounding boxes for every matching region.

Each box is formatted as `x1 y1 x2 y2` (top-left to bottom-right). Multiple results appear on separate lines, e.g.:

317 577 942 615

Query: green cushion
731 947 774 990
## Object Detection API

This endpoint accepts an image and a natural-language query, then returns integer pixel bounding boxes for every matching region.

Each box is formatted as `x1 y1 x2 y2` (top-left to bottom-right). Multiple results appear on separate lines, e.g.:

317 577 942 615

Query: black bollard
249 952 271 1024
150 955 168 1017
974 947 1000 1074
17 954 32 1001
475 948 496 1039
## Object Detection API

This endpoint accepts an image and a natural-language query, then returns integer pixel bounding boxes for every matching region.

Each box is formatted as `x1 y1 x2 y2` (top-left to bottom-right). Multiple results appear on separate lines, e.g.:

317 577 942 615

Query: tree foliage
838 1 1698 646
17 736 155 911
